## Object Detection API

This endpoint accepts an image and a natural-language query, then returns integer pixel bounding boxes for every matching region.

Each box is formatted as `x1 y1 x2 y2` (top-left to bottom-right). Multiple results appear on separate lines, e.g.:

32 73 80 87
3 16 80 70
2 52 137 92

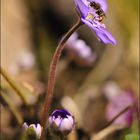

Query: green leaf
125 134 139 140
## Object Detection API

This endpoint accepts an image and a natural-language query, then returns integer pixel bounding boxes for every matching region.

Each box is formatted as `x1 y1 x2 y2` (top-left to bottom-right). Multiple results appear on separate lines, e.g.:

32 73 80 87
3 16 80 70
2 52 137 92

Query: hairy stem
40 19 83 138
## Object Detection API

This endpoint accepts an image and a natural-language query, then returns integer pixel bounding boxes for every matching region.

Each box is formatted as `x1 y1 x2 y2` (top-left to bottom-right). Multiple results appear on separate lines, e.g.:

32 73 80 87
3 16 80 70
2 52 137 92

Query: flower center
87 1 106 23
51 109 71 119
85 12 106 28
85 13 94 22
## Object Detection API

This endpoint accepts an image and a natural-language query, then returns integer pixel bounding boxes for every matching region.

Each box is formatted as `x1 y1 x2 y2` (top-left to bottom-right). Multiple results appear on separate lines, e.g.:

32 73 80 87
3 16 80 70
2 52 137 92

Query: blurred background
1 0 139 140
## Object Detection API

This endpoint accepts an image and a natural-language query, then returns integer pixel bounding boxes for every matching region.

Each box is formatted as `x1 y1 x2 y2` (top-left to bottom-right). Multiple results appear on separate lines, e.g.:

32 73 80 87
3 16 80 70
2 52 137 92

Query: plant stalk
40 19 83 139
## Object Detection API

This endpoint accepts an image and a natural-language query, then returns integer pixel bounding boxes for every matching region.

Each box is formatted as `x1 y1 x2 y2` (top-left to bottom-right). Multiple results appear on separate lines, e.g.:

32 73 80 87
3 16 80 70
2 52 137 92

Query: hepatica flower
73 0 116 45
65 32 97 66
106 91 136 128
49 109 74 135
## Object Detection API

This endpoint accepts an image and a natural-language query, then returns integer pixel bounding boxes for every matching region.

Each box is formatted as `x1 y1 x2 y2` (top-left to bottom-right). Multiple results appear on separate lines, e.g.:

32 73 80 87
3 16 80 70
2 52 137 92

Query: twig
0 67 28 105
1 89 23 124
91 105 132 140
91 124 125 140
103 105 132 128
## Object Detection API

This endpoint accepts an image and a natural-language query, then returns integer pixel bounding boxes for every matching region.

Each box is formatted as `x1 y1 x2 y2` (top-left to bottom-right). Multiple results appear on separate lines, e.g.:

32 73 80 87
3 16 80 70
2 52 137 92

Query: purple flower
65 32 97 66
49 109 74 135
73 0 116 45
105 91 136 128
103 81 122 101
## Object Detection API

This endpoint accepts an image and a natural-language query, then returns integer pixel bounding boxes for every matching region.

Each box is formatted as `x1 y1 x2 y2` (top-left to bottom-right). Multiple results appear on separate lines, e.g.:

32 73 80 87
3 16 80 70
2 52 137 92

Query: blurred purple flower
103 81 122 101
49 109 74 135
10 51 35 75
106 91 136 128
73 0 116 45
65 32 97 66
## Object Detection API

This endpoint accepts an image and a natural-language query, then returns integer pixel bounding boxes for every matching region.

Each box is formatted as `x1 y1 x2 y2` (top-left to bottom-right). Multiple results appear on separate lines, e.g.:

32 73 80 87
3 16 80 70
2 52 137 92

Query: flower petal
73 0 89 17
94 27 117 45
36 124 42 139
59 118 74 135
81 18 116 45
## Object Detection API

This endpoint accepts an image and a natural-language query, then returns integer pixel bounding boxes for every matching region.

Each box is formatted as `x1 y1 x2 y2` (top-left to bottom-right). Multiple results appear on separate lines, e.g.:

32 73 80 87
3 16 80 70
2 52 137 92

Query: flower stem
40 19 83 138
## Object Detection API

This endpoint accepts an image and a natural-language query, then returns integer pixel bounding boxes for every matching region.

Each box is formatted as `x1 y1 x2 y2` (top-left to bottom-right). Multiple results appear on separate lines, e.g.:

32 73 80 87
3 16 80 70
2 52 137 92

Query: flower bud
48 109 74 135
22 122 42 139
